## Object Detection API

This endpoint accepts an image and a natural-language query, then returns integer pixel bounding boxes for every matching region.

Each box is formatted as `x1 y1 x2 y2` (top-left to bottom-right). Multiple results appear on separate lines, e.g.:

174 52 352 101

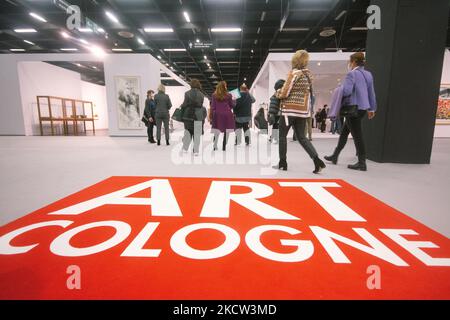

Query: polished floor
1 130 449 237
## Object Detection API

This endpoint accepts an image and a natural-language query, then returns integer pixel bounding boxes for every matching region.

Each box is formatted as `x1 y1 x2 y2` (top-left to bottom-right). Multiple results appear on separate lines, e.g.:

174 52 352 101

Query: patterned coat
278 68 313 118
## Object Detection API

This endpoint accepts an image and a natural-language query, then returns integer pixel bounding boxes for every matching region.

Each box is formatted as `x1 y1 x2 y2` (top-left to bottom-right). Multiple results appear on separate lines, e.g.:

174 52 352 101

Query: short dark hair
147 90 154 95
190 79 202 89
350 52 365 66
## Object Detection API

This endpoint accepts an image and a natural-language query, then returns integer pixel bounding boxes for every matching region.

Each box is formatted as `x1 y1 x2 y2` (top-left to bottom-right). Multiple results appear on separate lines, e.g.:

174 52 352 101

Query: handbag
172 108 184 122
141 116 149 127
340 105 359 118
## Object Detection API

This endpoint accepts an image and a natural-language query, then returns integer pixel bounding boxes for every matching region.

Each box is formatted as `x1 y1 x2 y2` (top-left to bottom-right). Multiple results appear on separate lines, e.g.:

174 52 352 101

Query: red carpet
0 176 449 299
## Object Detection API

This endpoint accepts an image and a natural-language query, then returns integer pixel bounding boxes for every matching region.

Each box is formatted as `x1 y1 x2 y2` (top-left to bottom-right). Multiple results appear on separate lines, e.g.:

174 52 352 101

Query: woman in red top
211 81 236 151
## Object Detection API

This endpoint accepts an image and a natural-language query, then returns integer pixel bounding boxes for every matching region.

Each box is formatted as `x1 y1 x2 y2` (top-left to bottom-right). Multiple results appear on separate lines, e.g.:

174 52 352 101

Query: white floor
1 129 449 237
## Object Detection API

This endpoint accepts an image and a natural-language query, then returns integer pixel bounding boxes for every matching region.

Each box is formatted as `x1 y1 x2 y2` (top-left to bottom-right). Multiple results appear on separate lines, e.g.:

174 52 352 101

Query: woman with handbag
211 81 236 151
180 79 205 155
324 52 377 171
275 49 326 173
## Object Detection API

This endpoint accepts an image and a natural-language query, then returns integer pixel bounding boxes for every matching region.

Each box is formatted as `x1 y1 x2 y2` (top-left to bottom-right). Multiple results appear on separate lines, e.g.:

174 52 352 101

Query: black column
364 0 449 164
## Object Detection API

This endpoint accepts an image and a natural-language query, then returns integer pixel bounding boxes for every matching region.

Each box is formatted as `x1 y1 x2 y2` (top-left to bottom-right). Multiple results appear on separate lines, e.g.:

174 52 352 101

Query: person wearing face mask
325 52 377 171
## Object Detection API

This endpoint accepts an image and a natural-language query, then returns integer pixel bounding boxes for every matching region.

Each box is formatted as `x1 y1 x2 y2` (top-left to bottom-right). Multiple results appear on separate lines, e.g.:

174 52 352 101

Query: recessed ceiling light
211 28 242 33
251 49 254 53
216 48 238 51
10 48 25 52
97 28 105 33
105 11 119 24
60 48 78 51
79 39 89 45
157 55 162 59
145 28 174 33
196 39 200 43
317 62 321 66
137 38 145 45
112 48 133 52
14 28 37 33
311 38 318 44
79 28 93 33
163 48 186 52
75 63 82 67
89 45 106 57
61 31 70 38
183 11 190 23
203 55 207 60
23 40 35 45
29 12 47 23
93 66 98 69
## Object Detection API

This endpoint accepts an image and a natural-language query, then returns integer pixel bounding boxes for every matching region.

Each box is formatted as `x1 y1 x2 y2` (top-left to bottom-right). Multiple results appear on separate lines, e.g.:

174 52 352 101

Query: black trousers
334 110 367 163
235 121 250 145
146 121 154 141
278 116 318 164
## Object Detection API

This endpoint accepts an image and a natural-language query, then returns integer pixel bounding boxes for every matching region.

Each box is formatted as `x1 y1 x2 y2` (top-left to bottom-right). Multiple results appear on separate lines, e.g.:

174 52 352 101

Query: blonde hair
158 83 166 93
214 81 228 101
292 49 309 69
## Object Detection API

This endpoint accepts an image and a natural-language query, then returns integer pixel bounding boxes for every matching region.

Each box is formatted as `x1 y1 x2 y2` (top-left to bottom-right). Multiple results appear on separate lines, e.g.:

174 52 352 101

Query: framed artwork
436 84 450 125
115 76 142 129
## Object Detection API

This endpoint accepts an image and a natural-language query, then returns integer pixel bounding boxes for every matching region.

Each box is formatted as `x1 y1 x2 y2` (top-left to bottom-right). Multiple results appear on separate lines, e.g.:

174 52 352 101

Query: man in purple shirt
325 52 377 171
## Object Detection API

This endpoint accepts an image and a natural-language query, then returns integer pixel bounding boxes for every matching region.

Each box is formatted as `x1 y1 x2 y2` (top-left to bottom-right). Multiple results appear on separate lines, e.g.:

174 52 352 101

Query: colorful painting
437 84 450 125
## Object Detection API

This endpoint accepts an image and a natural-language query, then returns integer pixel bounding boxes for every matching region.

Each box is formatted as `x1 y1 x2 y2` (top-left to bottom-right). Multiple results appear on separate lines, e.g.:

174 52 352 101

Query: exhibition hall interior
0 0 450 303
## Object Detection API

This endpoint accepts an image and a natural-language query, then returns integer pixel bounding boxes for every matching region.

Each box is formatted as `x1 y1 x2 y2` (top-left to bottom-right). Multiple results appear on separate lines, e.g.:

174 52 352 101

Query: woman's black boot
313 157 326 174
324 154 338 165
272 161 287 171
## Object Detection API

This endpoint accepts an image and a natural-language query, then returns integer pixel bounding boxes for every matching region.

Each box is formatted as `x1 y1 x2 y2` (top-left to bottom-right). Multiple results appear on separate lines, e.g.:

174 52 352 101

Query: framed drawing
436 84 450 125
115 76 142 129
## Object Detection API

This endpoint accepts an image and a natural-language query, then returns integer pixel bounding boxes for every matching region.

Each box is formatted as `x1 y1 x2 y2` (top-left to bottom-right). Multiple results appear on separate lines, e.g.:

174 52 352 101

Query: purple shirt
342 66 377 112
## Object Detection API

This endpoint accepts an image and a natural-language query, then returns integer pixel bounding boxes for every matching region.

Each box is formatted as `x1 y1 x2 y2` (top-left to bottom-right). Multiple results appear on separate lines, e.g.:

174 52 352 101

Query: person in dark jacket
319 105 328 132
234 84 255 146
268 79 285 144
143 90 156 143
181 79 205 155
154 84 172 146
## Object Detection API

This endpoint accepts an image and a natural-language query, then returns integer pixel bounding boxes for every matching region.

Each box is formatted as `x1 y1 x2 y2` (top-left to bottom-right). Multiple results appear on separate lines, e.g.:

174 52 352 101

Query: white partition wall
0 53 178 137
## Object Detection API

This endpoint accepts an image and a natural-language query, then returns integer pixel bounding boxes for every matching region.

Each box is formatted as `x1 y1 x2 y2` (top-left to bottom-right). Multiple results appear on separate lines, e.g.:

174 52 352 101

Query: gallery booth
0 53 191 137
250 50 450 138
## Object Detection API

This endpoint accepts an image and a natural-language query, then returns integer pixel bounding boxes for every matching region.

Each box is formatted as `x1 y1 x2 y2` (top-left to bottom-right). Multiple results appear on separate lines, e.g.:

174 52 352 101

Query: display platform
0 176 449 299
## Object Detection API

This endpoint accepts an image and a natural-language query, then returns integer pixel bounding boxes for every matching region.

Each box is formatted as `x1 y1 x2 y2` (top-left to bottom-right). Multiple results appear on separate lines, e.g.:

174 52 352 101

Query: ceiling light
61 31 70 38
145 28 174 33
311 38 318 44
79 28 93 33
23 40 35 45
350 27 369 31
157 55 162 59
10 49 25 52
75 63 82 67
317 62 321 66
29 12 47 23
335 10 347 20
14 28 37 33
60 48 78 51
163 48 186 52
112 48 133 52
93 66 98 69
216 48 238 51
244 77 247 81
105 11 119 24
203 55 207 59
196 39 200 43
89 45 106 57
260 12 266 22
251 49 254 53
97 28 105 33
183 11 191 23
211 28 242 33
268 48 293 52
257 27 261 34
137 38 145 45
281 28 310 32
79 39 89 45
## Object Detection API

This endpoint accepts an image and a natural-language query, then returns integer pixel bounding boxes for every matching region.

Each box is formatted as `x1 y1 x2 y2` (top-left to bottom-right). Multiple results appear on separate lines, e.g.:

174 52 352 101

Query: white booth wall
0 53 167 137
17 61 108 135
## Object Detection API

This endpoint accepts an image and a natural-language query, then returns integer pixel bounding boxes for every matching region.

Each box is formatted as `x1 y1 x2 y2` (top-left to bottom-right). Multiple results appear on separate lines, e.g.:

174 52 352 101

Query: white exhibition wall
0 53 171 137
17 61 109 135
